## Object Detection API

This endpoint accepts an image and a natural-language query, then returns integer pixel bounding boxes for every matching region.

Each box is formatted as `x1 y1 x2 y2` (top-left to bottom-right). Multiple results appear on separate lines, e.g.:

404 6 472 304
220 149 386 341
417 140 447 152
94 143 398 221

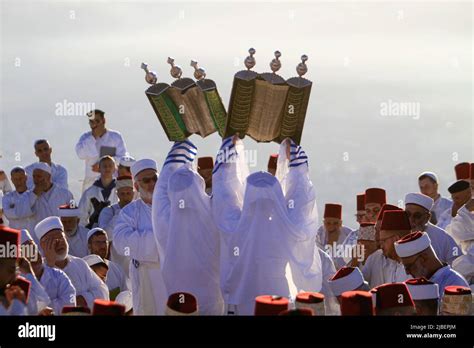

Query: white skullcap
405 193 434 211
115 290 133 312
328 267 366 297
87 227 107 242
35 216 63 241
20 229 33 244
131 159 157 179
83 254 108 268
418 171 438 183
394 232 432 258
32 162 51 175
405 280 439 300
119 155 136 167
58 201 80 217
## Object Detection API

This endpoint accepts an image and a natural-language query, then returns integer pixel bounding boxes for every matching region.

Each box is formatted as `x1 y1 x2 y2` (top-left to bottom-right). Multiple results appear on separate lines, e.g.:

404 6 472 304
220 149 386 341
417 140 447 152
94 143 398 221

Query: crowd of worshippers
0 109 473 316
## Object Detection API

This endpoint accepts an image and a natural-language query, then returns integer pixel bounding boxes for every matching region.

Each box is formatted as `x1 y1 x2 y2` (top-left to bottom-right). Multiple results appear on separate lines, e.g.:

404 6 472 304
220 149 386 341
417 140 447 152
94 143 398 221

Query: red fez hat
254 295 289 316
340 291 374 316
11 276 31 303
376 204 401 222
380 210 411 231
471 163 474 180
295 292 324 304
365 188 386 205
92 299 126 316
0 226 20 259
357 194 365 211
331 266 355 280
117 175 133 181
197 157 214 171
324 203 342 219
167 292 198 314
372 283 415 313
444 286 471 296
454 162 470 180
278 308 313 316
61 306 91 315
268 154 278 171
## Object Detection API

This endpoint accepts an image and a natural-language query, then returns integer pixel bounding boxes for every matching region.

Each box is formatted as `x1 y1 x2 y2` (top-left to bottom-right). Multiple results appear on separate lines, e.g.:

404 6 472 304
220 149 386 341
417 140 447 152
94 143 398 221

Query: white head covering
405 193 434 211
35 216 63 241
131 159 157 178
115 290 133 312
418 171 438 183
32 162 51 175
394 232 432 258
83 254 108 268
119 155 136 167
86 227 107 243
328 267 366 297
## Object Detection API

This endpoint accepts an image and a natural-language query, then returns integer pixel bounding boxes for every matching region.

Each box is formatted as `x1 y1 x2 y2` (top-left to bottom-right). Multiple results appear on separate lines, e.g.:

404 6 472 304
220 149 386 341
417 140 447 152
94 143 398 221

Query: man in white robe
78 156 118 229
438 180 472 230
35 216 108 309
75 109 127 192
58 203 89 258
114 159 167 315
212 137 323 315
25 139 68 190
418 171 452 225
153 140 224 315
2 167 36 234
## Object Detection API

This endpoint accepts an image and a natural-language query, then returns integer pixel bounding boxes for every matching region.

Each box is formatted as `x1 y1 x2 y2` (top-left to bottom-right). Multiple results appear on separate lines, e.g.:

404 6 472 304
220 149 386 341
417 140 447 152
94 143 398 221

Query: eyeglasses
139 174 158 184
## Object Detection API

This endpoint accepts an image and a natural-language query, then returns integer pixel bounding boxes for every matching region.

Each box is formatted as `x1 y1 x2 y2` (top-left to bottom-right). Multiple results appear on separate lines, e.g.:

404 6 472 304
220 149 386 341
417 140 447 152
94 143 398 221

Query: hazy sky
1 0 472 227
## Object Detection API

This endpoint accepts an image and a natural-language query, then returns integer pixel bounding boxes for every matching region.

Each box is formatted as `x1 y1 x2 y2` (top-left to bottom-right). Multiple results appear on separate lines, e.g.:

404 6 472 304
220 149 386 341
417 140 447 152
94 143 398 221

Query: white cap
115 290 133 312
83 254 108 268
405 192 434 211
328 267 365 297
119 155 136 167
58 201 80 218
86 227 107 242
394 232 432 258
20 229 33 244
405 279 439 300
418 171 438 183
131 159 157 179
35 216 63 241
32 162 51 175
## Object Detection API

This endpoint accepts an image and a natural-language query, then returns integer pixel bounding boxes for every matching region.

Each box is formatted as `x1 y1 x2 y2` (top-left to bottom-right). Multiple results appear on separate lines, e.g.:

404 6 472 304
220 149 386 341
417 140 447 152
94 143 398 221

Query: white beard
56 245 69 261
139 187 153 201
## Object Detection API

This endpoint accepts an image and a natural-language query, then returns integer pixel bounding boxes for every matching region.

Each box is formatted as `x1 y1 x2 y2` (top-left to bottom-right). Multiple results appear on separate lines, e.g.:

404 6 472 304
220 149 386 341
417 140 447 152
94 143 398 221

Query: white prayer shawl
66 225 90 258
114 198 167 315
432 196 452 226
25 162 69 190
78 182 118 227
316 225 353 269
61 255 109 308
99 203 131 277
153 141 224 315
22 272 51 315
362 249 411 288
39 264 76 315
0 299 27 316
213 138 322 315
2 190 37 237
75 130 127 190
15 185 74 228
318 247 340 315
104 259 130 293
424 222 461 265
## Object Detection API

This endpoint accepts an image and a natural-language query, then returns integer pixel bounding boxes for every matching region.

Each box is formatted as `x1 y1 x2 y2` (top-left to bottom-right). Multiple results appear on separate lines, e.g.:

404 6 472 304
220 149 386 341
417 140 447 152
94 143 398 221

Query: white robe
437 207 453 230
452 244 474 285
2 190 36 236
60 255 109 308
424 222 461 265
78 180 118 228
21 272 51 315
25 162 69 190
39 264 76 314
429 265 469 297
66 225 90 258
153 140 224 315
104 259 130 295
362 249 411 288
114 198 167 315
318 248 340 315
0 299 27 315
75 130 127 192
316 225 353 269
432 195 452 226
213 138 323 315
99 203 131 277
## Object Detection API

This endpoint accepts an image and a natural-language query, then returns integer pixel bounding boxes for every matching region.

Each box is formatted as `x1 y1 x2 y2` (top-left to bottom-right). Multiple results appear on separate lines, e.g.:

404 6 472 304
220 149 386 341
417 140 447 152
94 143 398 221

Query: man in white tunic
405 192 461 264
35 216 109 309
438 180 472 230
212 137 323 315
58 203 89 258
25 139 68 190
78 156 118 229
153 140 224 315
114 159 167 315
75 109 127 192
418 172 452 226
2 167 36 234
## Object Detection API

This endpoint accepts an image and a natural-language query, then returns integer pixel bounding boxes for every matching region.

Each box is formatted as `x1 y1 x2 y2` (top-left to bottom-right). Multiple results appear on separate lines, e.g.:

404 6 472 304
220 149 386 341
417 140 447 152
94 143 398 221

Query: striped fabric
163 140 197 167
213 136 237 174
289 141 308 168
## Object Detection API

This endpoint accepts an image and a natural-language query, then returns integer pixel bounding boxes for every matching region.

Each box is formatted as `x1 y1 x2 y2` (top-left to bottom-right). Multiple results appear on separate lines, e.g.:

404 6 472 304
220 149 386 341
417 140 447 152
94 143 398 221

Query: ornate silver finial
141 62 158 85
167 57 182 79
270 50 282 73
296 54 308 77
190 59 206 80
244 48 256 70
